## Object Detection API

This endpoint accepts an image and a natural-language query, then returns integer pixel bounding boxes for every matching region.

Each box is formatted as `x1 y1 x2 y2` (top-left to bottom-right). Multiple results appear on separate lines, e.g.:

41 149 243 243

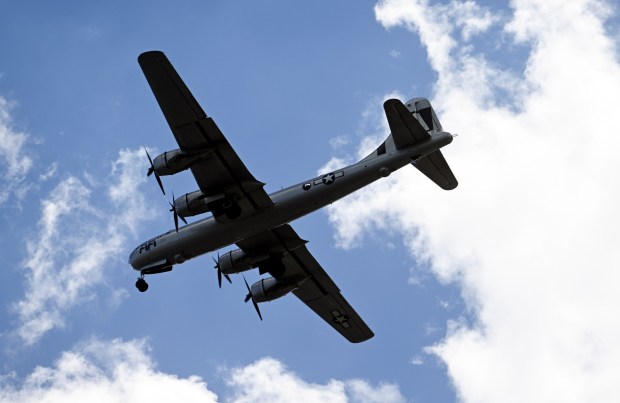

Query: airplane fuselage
131 50 458 341
129 131 453 273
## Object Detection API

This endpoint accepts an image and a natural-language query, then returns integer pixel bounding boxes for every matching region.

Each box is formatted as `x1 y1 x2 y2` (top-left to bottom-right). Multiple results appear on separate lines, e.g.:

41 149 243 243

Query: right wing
138 51 273 215
237 225 374 343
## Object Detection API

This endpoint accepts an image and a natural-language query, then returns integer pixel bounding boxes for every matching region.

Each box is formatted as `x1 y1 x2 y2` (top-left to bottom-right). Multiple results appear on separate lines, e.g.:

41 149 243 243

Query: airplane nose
128 248 140 270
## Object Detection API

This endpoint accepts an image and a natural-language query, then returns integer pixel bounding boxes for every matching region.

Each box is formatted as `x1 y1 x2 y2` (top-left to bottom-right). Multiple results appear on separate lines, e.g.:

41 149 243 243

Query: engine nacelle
175 191 217 218
152 149 193 176
218 249 269 275
175 191 244 219
250 277 299 303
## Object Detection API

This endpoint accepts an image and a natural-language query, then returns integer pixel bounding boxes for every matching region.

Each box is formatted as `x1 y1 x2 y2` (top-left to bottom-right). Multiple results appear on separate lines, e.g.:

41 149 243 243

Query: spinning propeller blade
243 275 262 321
212 253 232 288
144 148 165 195
168 190 187 233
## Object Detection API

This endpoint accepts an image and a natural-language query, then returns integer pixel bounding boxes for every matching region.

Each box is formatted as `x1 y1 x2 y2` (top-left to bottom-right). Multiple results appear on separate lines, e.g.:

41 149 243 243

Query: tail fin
364 97 458 190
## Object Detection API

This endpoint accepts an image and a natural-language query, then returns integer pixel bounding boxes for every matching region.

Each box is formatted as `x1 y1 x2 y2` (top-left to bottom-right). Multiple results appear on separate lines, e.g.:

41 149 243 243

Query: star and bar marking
314 171 344 186
331 310 351 329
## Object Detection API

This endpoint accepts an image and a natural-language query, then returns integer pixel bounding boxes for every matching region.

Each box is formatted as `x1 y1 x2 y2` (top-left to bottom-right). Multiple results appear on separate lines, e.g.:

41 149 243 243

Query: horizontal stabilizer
413 150 458 190
383 99 430 149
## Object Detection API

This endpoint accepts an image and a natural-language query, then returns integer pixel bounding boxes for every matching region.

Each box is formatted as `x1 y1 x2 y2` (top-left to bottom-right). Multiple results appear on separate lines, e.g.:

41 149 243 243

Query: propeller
168 190 187 233
212 253 232 288
243 275 262 321
145 147 165 195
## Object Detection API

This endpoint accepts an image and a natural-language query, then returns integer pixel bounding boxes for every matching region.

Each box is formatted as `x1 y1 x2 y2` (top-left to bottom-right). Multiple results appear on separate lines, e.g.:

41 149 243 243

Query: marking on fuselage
138 238 157 254
314 171 344 186
331 310 351 329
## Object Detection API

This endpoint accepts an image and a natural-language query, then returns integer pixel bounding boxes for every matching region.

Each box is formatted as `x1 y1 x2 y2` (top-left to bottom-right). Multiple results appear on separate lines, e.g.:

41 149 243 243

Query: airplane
129 51 458 343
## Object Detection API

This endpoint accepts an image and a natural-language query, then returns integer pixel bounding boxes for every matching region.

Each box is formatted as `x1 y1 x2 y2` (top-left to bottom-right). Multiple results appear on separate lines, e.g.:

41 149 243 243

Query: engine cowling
174 191 243 219
175 191 213 218
250 277 298 303
218 249 269 275
152 149 193 176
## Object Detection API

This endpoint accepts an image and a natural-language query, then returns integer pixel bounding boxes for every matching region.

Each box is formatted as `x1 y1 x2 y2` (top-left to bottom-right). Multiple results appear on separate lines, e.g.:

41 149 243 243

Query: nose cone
128 247 141 271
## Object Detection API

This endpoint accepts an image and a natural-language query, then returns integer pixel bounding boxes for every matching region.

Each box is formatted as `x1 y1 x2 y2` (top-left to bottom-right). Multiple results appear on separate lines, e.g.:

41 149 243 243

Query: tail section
364 97 458 190
405 97 443 132
411 149 458 190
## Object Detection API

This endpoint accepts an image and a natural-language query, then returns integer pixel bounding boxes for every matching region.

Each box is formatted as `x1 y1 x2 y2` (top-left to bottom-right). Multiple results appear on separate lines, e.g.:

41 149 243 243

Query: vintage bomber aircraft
129 51 458 343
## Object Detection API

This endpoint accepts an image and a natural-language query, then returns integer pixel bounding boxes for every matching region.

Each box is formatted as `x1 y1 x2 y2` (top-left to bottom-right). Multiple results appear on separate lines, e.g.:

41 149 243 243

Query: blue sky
2 1 620 402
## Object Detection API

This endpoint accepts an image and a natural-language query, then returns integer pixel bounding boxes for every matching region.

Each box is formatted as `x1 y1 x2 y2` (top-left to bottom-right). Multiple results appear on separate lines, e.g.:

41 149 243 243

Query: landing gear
135 276 149 292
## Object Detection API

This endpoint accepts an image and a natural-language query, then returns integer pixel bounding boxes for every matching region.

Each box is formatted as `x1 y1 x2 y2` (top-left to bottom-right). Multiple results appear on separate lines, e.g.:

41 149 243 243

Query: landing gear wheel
135 277 149 292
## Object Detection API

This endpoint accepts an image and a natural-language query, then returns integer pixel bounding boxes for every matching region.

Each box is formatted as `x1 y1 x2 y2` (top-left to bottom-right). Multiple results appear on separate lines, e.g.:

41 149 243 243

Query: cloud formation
0 338 403 403
0 338 217 403
227 358 404 403
12 148 156 345
0 96 33 204
323 0 620 401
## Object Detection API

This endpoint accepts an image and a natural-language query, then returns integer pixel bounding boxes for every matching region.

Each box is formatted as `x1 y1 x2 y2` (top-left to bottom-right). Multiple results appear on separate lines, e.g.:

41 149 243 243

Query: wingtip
138 50 165 63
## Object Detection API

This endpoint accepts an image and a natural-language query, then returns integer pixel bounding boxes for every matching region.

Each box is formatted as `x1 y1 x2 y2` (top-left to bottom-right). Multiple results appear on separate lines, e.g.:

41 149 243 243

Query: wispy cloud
321 0 620 401
0 96 33 205
329 135 351 150
12 148 156 346
38 162 58 182
410 355 424 366
319 92 402 179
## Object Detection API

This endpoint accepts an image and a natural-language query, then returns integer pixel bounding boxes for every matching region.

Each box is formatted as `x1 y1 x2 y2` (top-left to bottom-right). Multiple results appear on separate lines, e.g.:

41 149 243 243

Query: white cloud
375 0 499 80
12 148 156 346
227 357 404 403
0 339 403 403
329 135 351 149
410 355 424 366
0 96 33 204
321 1 620 402
0 338 218 403
39 162 58 182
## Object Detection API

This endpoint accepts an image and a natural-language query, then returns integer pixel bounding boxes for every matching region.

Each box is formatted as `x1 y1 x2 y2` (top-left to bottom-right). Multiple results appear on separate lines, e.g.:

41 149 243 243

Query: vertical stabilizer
362 97 458 190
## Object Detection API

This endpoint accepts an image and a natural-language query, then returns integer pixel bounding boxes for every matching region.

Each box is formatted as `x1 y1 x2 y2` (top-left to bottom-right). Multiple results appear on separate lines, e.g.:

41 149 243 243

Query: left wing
138 51 273 214
237 225 374 343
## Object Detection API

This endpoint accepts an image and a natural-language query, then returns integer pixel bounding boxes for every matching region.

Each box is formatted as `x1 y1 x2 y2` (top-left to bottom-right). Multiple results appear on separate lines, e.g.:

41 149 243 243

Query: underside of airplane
129 51 457 343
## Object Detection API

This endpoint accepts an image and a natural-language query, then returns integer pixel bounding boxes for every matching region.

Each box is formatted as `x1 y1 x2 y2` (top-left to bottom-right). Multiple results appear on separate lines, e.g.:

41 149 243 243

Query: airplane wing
237 225 374 343
138 51 273 214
